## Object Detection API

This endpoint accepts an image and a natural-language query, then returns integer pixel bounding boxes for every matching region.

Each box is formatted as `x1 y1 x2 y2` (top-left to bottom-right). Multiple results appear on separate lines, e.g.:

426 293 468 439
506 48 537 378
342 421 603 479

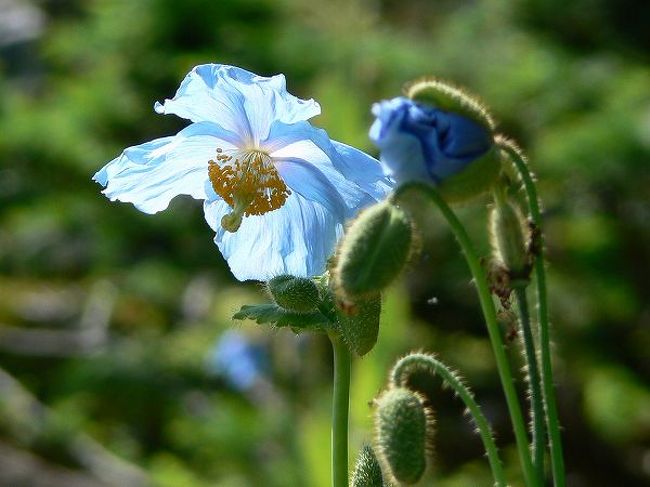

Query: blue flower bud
369 84 500 202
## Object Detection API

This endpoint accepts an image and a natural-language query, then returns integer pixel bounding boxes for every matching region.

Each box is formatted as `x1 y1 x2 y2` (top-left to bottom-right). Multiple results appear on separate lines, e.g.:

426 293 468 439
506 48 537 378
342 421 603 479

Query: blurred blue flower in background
369 97 493 185
206 330 267 391
94 64 391 280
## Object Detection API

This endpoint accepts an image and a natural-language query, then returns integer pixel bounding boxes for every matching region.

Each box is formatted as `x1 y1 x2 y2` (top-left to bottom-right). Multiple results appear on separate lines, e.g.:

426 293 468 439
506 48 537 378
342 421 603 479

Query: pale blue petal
93 121 240 214
264 120 378 215
203 193 343 281
274 157 347 220
154 64 320 145
329 140 393 202
369 108 433 182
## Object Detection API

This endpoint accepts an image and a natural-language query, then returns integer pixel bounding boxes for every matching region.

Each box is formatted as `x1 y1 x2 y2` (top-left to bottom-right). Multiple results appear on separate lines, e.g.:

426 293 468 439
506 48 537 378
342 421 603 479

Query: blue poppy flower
206 331 267 391
369 96 493 185
94 64 391 280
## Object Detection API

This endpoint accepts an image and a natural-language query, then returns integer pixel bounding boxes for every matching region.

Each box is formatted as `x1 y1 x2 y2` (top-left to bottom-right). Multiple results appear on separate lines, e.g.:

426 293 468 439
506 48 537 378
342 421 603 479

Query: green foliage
0 0 648 485
233 304 330 331
336 293 381 357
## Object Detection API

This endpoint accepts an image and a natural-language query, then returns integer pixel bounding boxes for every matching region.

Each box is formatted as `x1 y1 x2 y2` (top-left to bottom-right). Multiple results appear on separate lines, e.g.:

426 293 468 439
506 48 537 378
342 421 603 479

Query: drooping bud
267 275 320 313
406 77 494 131
333 201 412 301
489 187 531 282
370 79 501 203
351 444 387 487
375 387 433 484
336 292 381 356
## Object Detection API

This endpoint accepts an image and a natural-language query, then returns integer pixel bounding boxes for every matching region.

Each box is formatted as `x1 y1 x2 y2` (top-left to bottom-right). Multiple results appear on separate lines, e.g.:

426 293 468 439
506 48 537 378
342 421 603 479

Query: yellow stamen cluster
208 148 291 232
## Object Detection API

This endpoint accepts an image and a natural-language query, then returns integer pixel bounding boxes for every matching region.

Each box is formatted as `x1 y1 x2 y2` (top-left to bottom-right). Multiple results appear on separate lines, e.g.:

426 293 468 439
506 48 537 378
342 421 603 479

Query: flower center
208 148 291 232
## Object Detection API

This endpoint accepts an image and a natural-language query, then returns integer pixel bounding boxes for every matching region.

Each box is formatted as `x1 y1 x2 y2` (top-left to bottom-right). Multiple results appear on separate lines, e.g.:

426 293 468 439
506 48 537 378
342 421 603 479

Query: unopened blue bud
369 79 500 203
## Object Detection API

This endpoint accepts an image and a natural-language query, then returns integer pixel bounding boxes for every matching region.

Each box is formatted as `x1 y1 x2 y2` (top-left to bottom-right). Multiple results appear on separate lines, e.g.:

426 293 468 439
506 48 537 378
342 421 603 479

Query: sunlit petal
94 121 239 214
154 64 320 145
266 120 390 214
204 193 342 280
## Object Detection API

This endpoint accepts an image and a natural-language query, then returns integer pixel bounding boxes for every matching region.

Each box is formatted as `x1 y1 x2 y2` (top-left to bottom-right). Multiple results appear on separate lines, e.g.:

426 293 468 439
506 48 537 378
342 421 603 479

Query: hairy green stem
514 286 546 480
329 334 351 487
391 353 507 487
392 182 541 487
502 141 566 487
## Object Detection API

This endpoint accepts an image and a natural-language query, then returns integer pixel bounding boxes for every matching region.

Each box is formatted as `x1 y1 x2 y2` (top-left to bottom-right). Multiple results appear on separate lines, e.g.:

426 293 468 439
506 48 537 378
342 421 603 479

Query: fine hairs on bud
495 135 530 186
374 387 435 485
404 78 502 204
351 444 388 487
405 77 495 132
267 275 320 313
489 185 531 281
333 201 413 301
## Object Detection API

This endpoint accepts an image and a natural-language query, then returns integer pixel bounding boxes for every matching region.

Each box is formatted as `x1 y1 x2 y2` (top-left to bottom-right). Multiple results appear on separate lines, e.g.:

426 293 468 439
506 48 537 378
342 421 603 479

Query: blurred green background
1 0 649 485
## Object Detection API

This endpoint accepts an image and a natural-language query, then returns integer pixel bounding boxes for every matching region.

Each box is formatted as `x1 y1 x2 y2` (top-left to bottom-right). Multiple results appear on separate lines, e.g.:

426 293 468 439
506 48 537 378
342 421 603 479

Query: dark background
0 0 648 485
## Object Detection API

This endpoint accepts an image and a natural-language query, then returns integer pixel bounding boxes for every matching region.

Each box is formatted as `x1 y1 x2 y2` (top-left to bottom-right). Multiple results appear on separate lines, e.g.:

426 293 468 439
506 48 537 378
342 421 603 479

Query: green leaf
233 304 331 331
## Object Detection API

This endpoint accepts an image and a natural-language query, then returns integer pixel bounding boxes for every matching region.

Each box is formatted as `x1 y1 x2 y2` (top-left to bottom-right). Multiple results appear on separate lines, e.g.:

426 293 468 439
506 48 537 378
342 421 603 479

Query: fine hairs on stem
391 183 542 487
514 286 546 480
390 352 507 487
498 136 567 487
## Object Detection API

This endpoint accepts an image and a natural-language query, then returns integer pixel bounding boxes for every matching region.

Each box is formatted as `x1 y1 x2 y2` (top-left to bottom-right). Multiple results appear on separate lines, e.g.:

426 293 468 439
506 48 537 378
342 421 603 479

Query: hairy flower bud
267 275 320 313
489 190 530 281
333 201 412 301
375 387 433 484
406 78 494 131
370 79 500 203
351 444 387 487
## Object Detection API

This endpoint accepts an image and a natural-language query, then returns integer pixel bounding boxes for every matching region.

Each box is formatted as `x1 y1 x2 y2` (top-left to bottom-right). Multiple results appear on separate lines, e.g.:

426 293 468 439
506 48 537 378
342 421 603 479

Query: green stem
502 141 566 487
514 286 546 481
391 353 508 487
329 334 351 487
392 182 541 487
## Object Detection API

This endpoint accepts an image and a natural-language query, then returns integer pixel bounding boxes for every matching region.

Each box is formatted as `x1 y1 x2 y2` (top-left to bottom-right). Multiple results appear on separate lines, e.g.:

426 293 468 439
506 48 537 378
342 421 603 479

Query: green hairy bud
333 201 412 301
489 188 530 281
405 77 495 132
375 387 432 484
336 292 381 356
351 444 388 487
438 147 501 204
267 275 320 313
